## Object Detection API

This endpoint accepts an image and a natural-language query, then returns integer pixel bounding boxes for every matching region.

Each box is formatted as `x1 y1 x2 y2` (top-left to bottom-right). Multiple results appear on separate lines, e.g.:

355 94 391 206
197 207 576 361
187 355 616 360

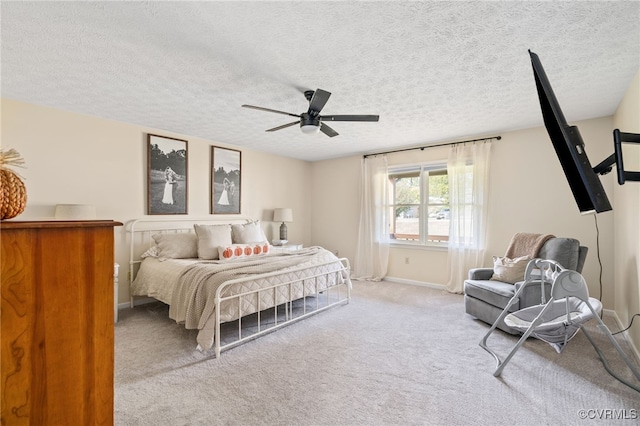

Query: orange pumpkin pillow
218 243 270 260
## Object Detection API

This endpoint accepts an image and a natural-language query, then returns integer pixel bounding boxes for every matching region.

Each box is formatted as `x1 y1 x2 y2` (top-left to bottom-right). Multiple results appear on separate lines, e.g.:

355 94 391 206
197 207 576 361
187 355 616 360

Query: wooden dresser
1 220 122 425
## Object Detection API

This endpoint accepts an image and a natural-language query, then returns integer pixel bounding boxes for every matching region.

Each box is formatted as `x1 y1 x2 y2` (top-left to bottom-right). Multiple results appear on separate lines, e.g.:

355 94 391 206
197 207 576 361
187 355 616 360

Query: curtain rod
362 136 502 158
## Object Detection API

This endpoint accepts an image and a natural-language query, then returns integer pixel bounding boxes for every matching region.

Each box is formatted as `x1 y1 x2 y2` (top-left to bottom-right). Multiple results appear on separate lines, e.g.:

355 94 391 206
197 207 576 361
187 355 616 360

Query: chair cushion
538 238 580 270
464 279 520 311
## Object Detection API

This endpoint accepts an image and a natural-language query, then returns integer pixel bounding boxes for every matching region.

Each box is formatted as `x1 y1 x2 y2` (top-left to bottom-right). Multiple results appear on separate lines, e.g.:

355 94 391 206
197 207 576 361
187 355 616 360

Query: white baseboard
117 297 157 311
383 276 446 290
604 308 640 365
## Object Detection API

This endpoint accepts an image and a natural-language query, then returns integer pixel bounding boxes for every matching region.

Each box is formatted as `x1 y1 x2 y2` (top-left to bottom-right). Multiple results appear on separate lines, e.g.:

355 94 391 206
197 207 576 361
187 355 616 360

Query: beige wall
312 118 617 305
613 69 640 351
1 98 313 304
310 155 361 258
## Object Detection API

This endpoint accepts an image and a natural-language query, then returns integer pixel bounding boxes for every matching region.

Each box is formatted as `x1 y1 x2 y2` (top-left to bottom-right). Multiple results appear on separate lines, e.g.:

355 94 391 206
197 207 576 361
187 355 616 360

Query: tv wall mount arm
593 129 640 185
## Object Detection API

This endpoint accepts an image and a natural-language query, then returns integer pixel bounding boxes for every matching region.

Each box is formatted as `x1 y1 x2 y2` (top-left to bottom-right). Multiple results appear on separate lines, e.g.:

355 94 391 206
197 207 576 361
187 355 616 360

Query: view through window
388 164 449 245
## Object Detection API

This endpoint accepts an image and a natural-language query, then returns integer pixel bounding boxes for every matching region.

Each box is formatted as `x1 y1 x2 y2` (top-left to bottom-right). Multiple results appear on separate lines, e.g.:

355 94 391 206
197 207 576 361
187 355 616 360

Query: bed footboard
212 258 351 358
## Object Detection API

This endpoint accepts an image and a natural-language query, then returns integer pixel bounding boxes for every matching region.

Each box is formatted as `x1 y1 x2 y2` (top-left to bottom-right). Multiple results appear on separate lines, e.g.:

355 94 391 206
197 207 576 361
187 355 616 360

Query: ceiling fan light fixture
300 113 320 135
242 88 379 138
300 124 320 135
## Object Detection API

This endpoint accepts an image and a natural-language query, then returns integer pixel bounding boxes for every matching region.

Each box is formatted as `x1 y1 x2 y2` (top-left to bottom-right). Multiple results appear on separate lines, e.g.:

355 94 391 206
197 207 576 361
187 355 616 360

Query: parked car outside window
436 208 450 220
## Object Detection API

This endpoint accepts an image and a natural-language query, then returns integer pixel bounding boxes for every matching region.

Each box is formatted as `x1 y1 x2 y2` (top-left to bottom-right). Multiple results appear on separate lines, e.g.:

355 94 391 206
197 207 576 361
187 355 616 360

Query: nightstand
270 243 303 253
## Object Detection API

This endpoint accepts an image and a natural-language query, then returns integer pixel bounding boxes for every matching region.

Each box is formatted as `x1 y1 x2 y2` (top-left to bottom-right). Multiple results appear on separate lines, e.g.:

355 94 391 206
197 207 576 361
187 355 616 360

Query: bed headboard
126 217 253 286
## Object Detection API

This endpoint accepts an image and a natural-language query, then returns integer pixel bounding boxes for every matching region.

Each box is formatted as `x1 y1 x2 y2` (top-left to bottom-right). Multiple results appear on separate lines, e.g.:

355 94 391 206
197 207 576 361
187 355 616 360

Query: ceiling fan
242 88 379 137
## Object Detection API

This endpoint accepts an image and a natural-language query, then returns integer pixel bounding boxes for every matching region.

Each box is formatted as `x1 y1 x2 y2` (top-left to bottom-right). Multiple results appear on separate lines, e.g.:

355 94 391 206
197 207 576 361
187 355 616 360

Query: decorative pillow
141 246 159 259
152 233 198 259
490 255 531 284
231 221 267 244
218 243 271 260
194 224 232 260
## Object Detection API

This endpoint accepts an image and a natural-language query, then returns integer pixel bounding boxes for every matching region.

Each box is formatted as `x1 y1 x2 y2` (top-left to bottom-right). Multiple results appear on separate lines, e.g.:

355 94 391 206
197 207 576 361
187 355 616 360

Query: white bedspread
131 246 348 351
131 257 195 304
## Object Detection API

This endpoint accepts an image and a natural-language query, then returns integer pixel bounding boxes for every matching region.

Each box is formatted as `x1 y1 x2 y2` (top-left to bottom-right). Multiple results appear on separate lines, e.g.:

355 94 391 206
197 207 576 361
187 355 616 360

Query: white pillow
194 224 232 260
152 233 198 259
231 221 267 244
218 243 271 260
490 255 531 284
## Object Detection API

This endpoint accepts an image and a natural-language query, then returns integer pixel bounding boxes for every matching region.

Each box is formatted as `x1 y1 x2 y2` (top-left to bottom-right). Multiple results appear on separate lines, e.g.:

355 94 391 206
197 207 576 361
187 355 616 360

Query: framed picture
147 134 188 215
211 146 241 214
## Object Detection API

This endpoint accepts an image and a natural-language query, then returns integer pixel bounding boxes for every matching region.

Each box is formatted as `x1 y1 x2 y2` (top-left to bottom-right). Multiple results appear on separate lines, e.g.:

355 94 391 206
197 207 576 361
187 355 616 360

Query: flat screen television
528 50 612 214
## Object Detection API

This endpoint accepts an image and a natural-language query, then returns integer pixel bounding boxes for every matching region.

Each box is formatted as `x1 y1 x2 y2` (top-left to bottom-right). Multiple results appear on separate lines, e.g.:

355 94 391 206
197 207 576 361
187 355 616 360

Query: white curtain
445 141 492 293
353 155 390 281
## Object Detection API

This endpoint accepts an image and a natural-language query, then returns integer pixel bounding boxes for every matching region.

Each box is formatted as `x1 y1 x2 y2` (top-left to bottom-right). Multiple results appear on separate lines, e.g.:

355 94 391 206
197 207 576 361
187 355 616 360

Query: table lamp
273 208 293 242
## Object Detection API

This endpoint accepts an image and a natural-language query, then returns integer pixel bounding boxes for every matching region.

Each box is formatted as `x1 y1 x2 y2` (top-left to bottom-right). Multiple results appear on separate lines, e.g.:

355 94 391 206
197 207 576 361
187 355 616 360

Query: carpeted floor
115 280 640 425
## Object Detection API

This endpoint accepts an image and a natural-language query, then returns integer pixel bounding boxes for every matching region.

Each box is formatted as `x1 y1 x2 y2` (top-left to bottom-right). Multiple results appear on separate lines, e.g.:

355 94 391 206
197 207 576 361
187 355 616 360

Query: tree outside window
388 164 449 245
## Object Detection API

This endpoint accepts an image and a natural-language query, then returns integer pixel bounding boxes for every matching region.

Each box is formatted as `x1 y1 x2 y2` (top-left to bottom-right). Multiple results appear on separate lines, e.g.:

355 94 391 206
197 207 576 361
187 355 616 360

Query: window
388 164 449 246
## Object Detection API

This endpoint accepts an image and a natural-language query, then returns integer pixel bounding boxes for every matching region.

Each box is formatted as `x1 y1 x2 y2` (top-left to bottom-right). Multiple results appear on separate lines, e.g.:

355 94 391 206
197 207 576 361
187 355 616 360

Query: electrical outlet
405 257 410 264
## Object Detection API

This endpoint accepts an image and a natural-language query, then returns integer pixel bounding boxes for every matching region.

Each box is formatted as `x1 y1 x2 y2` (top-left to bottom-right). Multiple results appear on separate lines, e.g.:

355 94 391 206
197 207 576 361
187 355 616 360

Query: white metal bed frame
127 217 351 357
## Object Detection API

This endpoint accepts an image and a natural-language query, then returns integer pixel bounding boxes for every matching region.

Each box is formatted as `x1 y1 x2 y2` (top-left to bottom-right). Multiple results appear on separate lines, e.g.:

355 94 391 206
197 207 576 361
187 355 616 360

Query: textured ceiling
2 1 639 162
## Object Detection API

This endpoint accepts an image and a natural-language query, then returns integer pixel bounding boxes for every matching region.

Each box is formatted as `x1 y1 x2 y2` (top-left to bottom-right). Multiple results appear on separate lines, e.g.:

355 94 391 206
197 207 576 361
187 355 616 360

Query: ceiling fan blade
308 89 331 115
265 121 300 132
320 123 339 137
320 115 379 122
242 104 300 118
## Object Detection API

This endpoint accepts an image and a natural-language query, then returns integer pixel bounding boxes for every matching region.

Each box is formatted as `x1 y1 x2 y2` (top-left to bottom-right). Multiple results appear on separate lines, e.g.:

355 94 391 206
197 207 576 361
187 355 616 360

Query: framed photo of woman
211 146 241 214
147 134 188 215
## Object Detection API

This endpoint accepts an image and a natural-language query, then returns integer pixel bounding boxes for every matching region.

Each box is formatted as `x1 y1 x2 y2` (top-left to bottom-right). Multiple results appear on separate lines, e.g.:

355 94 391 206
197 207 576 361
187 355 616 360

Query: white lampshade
300 124 320 135
273 208 293 223
54 204 97 220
